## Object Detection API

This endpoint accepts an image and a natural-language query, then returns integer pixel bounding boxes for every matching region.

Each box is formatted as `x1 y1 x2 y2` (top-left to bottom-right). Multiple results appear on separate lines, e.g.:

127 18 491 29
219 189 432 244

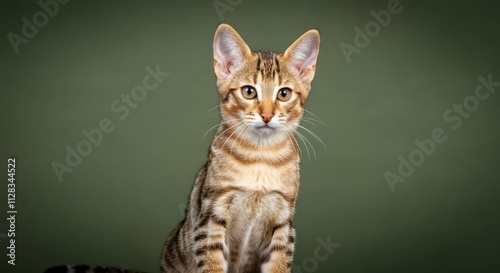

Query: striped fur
161 24 320 273
44 265 146 273
44 24 320 273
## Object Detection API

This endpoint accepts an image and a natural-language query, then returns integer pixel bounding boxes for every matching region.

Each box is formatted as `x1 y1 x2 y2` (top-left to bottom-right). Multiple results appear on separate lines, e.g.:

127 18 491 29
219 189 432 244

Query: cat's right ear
283 29 320 85
213 24 251 80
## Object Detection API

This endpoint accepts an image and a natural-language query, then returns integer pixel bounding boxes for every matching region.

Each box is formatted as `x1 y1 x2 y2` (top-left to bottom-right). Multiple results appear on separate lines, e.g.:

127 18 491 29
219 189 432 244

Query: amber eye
277 88 292 101
241 86 257 99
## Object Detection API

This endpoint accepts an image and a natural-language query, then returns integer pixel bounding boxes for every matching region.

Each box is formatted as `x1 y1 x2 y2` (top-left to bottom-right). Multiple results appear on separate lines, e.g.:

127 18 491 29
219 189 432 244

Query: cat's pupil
280 89 287 97
241 86 257 99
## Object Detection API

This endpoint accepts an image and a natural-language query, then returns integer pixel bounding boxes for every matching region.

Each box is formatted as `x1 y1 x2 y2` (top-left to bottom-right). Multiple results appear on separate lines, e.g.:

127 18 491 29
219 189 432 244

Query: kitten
161 24 320 273
45 23 320 273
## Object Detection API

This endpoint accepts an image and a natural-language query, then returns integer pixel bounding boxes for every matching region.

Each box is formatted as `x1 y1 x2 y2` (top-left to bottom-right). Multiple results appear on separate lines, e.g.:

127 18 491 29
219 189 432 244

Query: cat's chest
224 185 293 269
232 163 288 192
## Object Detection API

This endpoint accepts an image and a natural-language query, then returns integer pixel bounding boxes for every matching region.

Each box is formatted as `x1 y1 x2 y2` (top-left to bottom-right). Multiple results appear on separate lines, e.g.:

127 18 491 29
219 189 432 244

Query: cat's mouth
255 124 276 132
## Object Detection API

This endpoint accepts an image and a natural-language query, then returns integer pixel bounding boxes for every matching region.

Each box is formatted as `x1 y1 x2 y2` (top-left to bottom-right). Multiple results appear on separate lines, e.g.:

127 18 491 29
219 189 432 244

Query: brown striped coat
161 23 320 273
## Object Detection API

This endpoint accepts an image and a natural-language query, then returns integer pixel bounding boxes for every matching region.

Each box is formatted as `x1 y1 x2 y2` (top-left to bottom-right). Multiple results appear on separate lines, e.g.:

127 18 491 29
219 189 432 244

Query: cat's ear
213 24 251 80
283 29 320 84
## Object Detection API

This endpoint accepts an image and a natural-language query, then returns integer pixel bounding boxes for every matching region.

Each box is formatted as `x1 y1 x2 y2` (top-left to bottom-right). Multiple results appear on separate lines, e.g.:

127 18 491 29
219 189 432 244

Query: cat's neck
210 123 299 165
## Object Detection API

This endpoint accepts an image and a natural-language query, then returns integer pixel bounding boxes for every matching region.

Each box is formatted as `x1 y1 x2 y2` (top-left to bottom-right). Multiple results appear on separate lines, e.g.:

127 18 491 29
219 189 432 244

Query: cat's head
213 24 320 146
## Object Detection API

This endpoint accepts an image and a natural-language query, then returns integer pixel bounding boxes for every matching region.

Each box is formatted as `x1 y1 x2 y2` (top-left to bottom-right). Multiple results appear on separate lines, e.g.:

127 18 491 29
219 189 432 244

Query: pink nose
260 112 273 123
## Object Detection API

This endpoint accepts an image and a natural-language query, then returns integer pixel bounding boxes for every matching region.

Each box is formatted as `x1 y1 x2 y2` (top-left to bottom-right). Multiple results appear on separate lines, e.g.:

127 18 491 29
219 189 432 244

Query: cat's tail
44 264 147 273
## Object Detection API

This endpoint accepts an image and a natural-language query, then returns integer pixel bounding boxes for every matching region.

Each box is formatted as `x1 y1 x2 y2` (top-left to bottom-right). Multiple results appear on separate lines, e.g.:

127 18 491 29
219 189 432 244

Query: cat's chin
245 125 289 146
252 124 282 138
255 125 276 132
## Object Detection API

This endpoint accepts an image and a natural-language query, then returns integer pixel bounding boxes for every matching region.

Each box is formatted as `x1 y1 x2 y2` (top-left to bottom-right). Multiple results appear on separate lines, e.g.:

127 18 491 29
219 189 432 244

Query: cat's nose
260 112 273 123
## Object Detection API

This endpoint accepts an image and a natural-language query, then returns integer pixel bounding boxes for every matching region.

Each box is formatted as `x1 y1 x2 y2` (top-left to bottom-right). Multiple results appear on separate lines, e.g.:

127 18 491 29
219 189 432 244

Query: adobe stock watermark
213 0 243 21
385 73 499 192
292 235 340 273
7 0 71 54
51 64 170 182
339 0 411 64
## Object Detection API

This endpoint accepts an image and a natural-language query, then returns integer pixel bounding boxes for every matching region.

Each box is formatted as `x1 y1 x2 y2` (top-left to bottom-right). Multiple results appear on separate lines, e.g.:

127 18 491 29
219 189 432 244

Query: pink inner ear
297 66 315 79
284 30 320 82
214 31 246 78
291 43 318 78
225 60 233 74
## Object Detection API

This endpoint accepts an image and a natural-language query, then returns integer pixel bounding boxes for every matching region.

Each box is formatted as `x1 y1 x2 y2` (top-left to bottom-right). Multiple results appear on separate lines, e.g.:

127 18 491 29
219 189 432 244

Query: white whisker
231 124 250 155
301 119 316 126
213 121 245 144
221 123 246 152
202 118 240 140
294 129 316 161
240 124 253 147
202 122 224 140
304 109 323 121
302 117 330 128
281 127 301 157
285 124 313 162
296 124 328 153
205 105 221 113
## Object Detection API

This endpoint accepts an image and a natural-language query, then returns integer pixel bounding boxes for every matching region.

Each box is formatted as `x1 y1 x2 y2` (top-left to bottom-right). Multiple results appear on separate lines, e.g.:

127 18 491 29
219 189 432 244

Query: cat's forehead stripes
255 50 282 85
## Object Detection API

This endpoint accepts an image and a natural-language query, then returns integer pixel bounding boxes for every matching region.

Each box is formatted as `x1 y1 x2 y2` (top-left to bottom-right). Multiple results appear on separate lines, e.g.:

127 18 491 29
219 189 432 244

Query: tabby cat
46 23 320 273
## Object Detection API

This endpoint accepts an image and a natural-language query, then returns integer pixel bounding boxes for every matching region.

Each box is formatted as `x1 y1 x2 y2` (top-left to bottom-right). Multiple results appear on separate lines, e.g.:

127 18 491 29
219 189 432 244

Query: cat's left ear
283 29 320 84
213 24 252 80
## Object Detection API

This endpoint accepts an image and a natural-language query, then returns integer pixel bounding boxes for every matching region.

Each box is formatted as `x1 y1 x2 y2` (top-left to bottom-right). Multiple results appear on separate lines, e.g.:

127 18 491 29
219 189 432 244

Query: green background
1 0 499 272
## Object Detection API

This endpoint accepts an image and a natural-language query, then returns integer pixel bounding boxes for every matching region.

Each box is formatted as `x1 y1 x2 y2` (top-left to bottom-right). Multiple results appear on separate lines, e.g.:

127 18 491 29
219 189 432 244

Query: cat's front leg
261 223 295 273
192 212 229 273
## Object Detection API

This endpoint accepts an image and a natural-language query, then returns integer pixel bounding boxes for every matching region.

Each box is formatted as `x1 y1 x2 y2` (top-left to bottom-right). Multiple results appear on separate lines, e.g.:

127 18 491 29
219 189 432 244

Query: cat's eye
241 86 257 99
277 88 292 101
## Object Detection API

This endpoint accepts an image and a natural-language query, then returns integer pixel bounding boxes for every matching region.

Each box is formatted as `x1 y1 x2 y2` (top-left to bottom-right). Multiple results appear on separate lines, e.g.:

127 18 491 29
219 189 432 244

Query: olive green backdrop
1 0 499 272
